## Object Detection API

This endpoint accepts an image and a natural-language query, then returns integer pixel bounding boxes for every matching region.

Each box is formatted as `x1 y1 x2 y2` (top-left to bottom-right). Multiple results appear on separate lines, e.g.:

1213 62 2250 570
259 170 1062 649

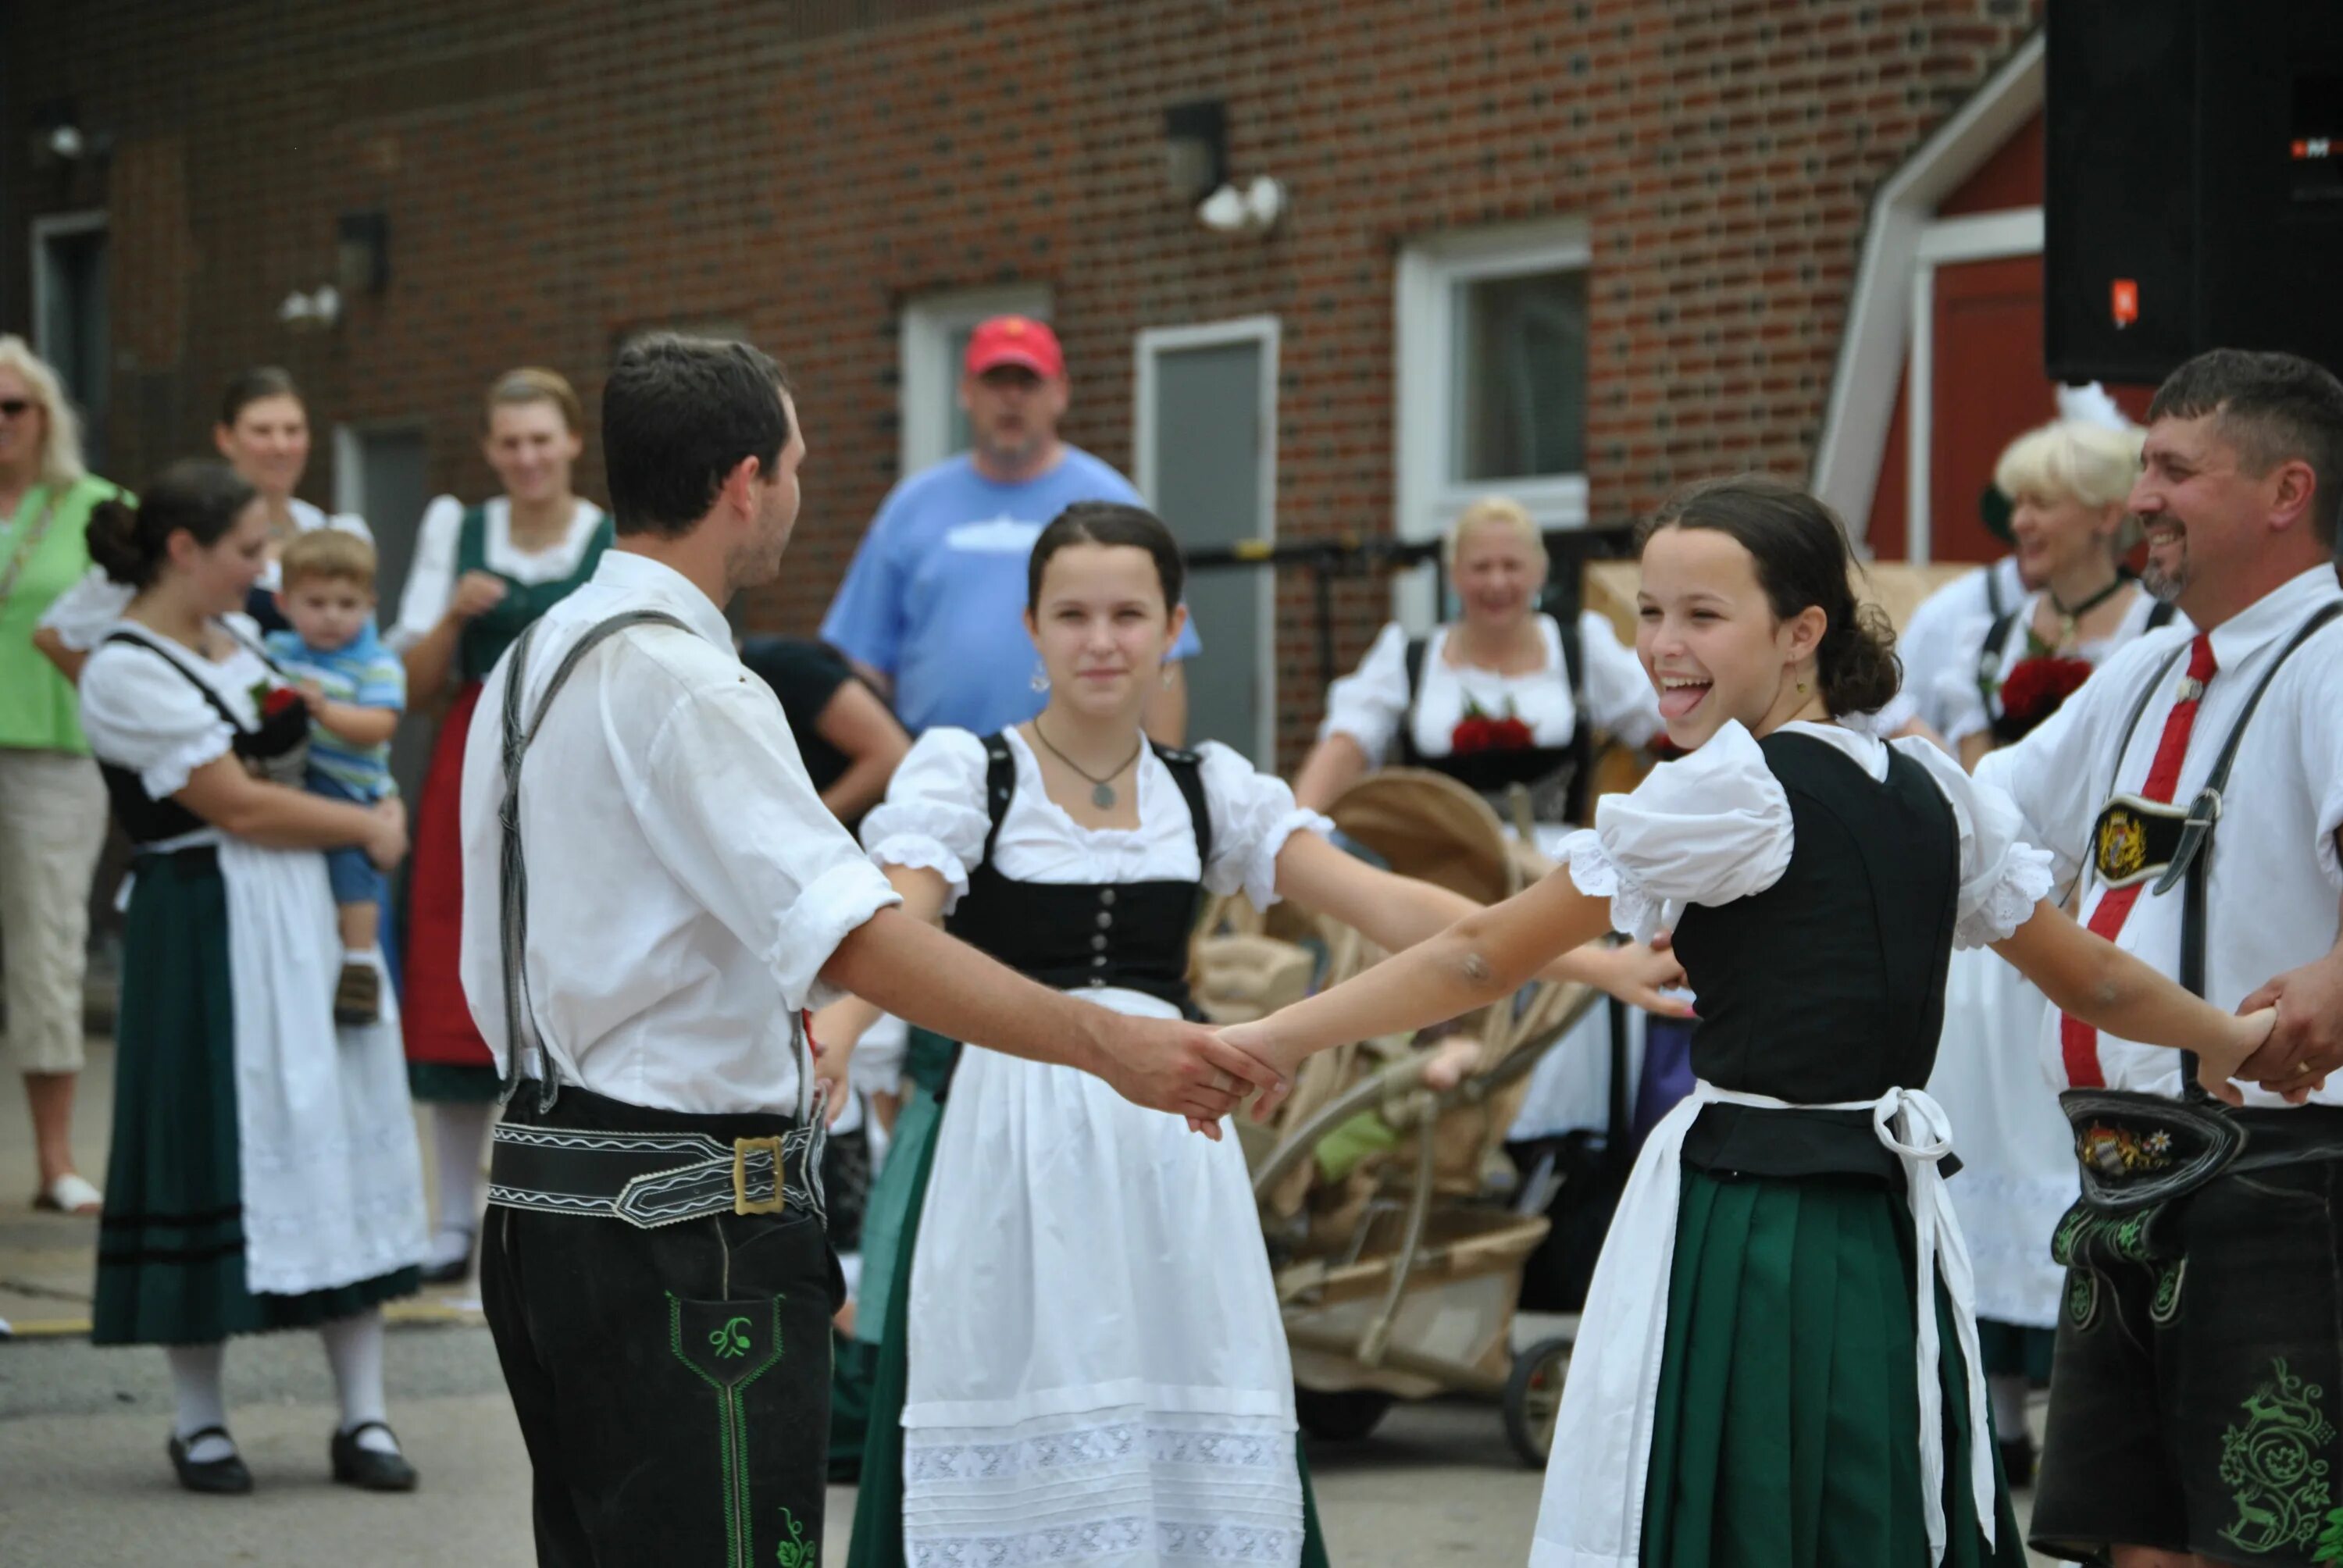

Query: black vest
1672 730 1962 1183
942 732 1213 1014
1398 619 1589 819
95 625 312 847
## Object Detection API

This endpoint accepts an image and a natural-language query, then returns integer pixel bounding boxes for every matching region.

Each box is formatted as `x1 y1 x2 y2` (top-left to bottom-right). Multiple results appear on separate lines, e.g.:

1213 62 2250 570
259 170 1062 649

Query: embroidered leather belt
487 1121 824 1229
2061 1090 2343 1213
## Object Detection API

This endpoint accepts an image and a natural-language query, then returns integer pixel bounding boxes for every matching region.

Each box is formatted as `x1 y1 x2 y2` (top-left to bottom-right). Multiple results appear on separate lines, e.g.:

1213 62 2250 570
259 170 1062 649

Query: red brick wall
3 0 2042 764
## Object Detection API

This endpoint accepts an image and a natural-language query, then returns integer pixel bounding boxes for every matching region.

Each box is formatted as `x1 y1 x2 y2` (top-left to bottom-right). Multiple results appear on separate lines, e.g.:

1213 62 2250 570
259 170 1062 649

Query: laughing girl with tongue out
1221 475 2290 1568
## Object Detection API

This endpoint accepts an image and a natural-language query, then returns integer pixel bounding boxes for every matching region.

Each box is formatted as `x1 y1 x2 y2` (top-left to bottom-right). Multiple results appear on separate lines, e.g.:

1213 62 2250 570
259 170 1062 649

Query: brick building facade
3 0 2042 764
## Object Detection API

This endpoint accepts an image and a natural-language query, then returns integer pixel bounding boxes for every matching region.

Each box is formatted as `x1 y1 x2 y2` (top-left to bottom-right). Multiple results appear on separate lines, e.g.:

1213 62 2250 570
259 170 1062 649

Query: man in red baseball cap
821 315 1200 742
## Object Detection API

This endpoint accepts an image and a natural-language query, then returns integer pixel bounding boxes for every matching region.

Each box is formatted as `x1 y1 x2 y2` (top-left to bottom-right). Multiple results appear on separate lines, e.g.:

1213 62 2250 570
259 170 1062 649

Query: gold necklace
1030 719 1145 809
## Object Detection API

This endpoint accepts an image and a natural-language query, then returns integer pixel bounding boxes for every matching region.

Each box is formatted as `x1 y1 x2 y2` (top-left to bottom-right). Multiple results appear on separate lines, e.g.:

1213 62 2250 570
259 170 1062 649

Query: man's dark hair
602 333 791 539
2148 348 2343 548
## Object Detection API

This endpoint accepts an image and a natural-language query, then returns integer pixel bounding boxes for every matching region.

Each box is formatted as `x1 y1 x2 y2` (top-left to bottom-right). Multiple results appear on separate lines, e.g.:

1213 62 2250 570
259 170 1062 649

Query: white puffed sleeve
858 727 995 912
388 495 465 650
77 643 237 800
1574 611 1664 749
1194 740 1334 910
1550 721 1794 943
37 567 134 652
1892 736 2056 948
1316 622 1412 765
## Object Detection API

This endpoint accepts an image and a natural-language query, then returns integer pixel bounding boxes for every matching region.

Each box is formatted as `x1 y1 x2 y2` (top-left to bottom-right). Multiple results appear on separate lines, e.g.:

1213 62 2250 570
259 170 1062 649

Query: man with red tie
1977 347 2343 1568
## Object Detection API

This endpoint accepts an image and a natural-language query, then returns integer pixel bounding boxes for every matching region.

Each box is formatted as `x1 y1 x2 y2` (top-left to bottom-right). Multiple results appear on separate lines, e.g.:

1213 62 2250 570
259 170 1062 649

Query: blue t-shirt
818 447 1204 736
263 623 405 800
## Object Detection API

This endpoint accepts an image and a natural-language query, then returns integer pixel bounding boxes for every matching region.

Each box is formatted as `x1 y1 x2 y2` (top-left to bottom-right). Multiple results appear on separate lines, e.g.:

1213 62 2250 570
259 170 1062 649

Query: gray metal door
1147 337 1270 764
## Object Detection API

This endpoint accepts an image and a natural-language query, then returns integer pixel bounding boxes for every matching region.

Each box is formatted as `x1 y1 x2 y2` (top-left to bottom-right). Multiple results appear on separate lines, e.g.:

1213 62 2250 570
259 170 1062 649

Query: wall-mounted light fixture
337 211 390 295
28 98 111 169
279 286 343 332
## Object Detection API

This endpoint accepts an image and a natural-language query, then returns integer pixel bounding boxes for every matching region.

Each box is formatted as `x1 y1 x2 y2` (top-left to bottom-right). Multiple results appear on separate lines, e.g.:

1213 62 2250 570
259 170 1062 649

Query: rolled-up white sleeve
1194 740 1334 909
1554 721 1795 942
640 682 900 1012
1316 622 1412 765
388 496 464 650
858 728 994 912
1895 737 2056 948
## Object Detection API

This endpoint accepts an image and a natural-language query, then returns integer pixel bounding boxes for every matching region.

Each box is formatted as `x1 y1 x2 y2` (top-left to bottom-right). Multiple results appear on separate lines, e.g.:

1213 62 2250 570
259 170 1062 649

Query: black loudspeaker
2045 1 2343 383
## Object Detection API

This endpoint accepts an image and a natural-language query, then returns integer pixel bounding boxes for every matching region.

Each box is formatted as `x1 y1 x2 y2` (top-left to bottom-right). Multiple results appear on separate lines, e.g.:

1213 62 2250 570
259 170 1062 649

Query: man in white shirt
457 335 1278 1567
1976 348 2343 1568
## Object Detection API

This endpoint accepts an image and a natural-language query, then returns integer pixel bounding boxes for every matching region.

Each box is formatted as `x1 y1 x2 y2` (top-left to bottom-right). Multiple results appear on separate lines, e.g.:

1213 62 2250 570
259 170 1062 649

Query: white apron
216 837 429 1295
1528 1080 1995 1568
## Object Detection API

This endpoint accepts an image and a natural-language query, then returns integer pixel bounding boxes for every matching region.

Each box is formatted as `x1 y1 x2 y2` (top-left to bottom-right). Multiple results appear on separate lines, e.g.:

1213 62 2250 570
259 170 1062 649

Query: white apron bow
1527 1079 1993 1568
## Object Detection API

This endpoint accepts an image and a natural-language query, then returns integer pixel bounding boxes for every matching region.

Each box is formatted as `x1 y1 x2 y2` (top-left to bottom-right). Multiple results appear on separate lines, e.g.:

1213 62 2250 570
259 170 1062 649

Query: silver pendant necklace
1030 720 1144 809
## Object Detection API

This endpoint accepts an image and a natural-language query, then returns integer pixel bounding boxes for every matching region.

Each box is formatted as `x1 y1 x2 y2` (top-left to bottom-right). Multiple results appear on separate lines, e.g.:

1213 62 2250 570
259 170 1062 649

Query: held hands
2193 1007 2293 1106
363 800 409 871
1578 939 1693 1019
806 1003 870 1127
1097 1014 1286 1141
1210 1019 1302 1125
448 570 509 622
2233 951 2343 1096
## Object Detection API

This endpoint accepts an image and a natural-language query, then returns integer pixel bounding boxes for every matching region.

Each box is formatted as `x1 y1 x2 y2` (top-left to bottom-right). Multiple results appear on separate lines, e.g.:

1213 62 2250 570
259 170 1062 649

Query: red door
1930 254 2059 564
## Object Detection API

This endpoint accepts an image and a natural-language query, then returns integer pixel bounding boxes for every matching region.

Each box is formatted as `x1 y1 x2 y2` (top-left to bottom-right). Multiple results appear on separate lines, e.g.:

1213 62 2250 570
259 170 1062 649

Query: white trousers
0 748 109 1074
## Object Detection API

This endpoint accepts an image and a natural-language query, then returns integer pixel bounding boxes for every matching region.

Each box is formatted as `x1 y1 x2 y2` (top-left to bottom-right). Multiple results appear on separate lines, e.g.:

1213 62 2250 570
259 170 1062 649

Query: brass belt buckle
731 1136 788 1215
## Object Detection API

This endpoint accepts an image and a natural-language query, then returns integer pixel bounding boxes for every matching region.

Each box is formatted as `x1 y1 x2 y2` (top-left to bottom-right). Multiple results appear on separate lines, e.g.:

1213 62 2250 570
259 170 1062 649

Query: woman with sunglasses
2 334 125 1216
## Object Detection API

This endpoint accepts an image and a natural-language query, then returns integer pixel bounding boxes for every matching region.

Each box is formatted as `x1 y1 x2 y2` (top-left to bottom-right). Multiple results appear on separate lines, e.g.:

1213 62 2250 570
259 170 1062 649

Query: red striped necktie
2059 632 2218 1086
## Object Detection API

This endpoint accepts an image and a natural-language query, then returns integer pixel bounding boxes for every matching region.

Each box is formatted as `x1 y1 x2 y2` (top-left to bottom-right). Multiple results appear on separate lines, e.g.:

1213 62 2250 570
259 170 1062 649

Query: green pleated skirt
91 850 419 1346
846 1032 1332 1568
1639 1166 2024 1568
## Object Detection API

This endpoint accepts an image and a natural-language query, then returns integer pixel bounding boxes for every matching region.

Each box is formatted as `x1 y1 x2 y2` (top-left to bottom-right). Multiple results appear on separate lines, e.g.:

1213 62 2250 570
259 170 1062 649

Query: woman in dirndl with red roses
1925 412 2188 1490
1293 495 1666 1102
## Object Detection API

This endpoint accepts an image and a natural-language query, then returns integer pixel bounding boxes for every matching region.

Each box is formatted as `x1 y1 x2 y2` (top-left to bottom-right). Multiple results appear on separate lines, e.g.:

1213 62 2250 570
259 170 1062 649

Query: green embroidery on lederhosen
2220 1359 2338 1558
2151 1258 2186 1326
668 1293 788 1568
775 1506 814 1568
2319 1502 2343 1565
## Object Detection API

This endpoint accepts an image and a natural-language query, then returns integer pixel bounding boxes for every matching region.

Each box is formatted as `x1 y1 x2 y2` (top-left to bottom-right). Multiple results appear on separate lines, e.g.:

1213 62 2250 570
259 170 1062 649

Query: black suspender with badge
2052 603 2343 1329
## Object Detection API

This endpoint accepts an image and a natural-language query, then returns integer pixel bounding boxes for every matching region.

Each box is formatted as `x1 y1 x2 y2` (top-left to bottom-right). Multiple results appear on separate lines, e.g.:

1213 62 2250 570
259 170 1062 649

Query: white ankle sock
1988 1371 2030 1444
429 1100 495 1265
166 1342 234 1462
320 1310 398 1454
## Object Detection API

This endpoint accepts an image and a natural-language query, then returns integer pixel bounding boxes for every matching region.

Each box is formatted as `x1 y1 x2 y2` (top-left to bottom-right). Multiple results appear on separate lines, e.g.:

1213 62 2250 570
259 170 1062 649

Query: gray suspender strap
497 609 693 1110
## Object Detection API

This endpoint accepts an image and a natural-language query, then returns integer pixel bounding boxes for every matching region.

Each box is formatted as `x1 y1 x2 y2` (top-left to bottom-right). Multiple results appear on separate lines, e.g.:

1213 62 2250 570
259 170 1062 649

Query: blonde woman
1 335 123 1213
1926 415 2186 1488
390 368 612 1283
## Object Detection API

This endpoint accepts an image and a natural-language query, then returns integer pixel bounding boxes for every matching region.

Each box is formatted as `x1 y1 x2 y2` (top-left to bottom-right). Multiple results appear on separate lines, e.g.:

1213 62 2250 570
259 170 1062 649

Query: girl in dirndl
1219 476 2279 1568
388 367 610 1285
819 502 1686 1568
75 461 430 1495
1921 414 2187 1488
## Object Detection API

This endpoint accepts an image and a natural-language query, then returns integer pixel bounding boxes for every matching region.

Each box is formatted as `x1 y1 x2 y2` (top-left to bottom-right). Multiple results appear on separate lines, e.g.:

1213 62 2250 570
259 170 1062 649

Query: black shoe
418 1229 475 1286
168 1426 253 1495
330 1421 418 1491
1999 1431 2035 1491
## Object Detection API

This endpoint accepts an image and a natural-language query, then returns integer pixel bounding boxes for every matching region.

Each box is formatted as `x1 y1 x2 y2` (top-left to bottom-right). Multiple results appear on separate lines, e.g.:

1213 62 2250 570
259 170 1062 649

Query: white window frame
1132 314 1282 764
30 208 107 373
1393 216 1592 631
897 283 1052 476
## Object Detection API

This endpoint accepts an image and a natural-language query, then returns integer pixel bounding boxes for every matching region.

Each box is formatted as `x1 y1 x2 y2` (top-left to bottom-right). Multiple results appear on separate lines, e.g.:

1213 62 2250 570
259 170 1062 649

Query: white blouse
41 499 371 653
387 494 607 650
77 617 273 800
1318 614 1662 767
1553 719 2054 950
1936 588 2190 747
862 728 1332 921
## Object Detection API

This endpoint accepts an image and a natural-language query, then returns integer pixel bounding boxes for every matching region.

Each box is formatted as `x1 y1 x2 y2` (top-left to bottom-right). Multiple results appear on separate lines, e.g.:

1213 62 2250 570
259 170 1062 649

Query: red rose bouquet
1996 654 2096 732
1450 700 1535 755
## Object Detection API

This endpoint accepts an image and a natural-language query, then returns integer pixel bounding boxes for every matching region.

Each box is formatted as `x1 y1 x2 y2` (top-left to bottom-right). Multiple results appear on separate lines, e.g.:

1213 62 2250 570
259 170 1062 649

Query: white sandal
33 1173 103 1214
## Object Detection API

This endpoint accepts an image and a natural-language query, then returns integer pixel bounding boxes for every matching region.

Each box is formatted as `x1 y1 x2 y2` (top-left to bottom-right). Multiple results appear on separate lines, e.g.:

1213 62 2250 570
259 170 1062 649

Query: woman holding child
76 460 428 1496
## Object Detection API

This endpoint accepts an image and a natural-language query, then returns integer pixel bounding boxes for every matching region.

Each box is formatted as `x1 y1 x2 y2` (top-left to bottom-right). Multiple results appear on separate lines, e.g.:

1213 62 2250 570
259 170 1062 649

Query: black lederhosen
476 611 837 1568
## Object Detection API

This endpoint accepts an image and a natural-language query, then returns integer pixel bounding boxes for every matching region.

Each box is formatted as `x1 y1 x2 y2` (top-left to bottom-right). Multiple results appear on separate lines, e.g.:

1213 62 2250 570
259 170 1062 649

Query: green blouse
0 474 123 754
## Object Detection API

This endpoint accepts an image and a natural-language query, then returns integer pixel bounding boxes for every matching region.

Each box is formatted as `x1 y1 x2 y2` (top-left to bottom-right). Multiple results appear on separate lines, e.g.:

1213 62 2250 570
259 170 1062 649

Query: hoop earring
1030 662 1050 693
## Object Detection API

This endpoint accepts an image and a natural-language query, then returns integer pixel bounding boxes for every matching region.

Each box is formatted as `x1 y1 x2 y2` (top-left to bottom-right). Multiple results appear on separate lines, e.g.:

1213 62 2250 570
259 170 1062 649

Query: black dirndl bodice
942 732 1214 1015
95 623 312 847
1670 729 1961 1183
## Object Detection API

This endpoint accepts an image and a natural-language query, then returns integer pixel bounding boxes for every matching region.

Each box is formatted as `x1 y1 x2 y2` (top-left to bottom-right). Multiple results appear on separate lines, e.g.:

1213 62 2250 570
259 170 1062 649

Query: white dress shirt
1317 613 1663 767
1874 557 2027 737
458 551 900 1114
1977 566 2343 1105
